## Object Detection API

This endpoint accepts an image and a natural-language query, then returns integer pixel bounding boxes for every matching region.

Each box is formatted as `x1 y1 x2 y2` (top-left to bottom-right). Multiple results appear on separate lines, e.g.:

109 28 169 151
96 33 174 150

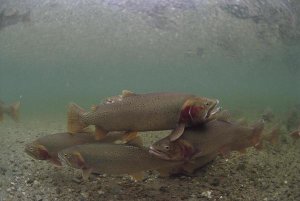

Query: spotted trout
150 119 264 161
58 144 183 181
25 132 142 166
0 100 20 122
68 91 220 141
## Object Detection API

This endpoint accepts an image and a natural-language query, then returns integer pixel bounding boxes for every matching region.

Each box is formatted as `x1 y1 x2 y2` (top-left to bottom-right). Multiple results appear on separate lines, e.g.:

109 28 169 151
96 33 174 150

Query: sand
0 117 299 201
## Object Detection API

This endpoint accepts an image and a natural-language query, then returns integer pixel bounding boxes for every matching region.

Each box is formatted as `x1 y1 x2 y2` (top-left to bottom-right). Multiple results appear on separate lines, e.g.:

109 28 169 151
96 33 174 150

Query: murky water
0 1 299 200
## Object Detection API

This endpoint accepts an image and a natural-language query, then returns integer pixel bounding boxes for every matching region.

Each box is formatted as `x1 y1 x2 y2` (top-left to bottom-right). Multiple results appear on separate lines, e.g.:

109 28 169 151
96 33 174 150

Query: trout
0 100 20 122
25 132 142 166
149 119 264 161
58 144 183 181
68 91 220 141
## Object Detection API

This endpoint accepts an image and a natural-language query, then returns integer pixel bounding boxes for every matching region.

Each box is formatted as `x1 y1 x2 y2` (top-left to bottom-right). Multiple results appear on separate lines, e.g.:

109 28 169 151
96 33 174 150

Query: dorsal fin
121 90 136 98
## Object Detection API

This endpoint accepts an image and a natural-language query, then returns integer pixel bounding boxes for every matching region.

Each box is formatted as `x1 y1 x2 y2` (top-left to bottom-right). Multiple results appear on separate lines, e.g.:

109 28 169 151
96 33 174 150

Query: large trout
58 144 183 181
68 91 220 141
149 119 264 161
25 132 142 166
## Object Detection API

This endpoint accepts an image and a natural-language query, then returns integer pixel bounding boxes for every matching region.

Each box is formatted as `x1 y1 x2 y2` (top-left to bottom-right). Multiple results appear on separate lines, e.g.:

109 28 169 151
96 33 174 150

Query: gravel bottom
0 118 299 201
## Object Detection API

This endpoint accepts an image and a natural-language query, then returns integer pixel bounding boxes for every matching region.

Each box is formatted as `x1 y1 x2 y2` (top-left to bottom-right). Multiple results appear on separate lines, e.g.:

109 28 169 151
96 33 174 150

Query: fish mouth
149 146 172 160
206 99 221 119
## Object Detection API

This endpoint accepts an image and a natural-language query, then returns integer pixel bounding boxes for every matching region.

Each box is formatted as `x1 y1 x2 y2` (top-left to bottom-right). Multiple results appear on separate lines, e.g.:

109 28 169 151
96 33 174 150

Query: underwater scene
0 0 300 200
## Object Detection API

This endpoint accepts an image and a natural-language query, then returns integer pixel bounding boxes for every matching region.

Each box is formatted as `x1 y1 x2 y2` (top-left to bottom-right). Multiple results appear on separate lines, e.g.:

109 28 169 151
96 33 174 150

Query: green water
0 0 299 118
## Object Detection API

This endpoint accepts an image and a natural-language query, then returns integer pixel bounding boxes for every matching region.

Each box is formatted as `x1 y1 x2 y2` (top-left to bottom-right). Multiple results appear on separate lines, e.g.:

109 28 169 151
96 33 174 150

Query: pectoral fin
95 126 108 140
169 123 186 142
82 168 92 180
130 171 144 181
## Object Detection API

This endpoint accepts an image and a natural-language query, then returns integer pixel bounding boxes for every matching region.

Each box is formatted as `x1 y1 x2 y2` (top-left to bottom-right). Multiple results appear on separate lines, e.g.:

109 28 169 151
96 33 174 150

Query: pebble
72 177 82 184
201 190 213 199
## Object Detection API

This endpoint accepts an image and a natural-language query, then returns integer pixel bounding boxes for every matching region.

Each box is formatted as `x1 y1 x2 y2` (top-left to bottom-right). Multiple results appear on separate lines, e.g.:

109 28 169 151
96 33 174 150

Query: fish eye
164 145 170 150
205 102 210 106
64 153 68 157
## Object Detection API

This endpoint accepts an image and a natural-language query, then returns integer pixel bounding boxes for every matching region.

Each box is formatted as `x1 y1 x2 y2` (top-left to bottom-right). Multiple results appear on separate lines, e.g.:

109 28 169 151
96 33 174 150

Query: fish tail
9 101 20 122
251 120 264 149
67 103 88 134
267 126 280 145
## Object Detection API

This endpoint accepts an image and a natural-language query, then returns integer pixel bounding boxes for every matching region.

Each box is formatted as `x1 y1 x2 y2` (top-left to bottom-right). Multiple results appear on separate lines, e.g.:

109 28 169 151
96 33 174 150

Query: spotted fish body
58 144 182 179
68 92 219 142
85 93 195 131
25 132 142 166
150 119 264 160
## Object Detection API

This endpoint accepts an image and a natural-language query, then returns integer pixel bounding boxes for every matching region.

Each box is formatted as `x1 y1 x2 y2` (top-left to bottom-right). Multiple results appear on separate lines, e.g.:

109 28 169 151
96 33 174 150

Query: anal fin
130 171 144 181
95 126 108 140
115 131 138 144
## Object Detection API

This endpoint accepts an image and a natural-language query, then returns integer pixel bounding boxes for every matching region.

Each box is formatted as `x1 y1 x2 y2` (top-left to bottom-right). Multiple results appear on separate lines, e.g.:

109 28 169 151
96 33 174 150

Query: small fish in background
58 144 182 181
0 8 31 30
0 100 20 122
68 90 220 142
25 132 143 167
289 128 300 142
149 119 264 161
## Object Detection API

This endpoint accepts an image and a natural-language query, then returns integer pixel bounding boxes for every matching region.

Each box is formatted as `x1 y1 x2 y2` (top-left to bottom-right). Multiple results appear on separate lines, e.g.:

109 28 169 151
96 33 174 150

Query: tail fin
67 103 88 134
9 101 20 122
251 120 264 148
266 126 280 145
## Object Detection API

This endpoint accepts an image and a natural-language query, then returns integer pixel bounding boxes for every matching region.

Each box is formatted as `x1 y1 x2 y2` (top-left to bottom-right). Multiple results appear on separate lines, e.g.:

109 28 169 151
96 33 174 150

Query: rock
72 177 82 184
0 167 7 175
35 194 43 201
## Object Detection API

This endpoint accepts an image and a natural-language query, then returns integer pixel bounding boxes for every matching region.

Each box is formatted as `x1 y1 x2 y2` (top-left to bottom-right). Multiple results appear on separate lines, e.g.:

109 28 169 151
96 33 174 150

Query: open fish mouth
205 99 221 119
149 146 172 160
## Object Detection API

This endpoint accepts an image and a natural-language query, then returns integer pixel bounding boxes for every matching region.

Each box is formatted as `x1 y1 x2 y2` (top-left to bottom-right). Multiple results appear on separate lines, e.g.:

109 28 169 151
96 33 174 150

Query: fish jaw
180 98 220 125
149 146 174 160
205 99 221 120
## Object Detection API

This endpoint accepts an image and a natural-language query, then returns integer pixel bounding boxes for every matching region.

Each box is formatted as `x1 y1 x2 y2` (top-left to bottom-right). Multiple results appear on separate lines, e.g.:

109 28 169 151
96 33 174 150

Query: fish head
58 150 86 169
149 137 184 160
180 97 220 124
25 142 51 160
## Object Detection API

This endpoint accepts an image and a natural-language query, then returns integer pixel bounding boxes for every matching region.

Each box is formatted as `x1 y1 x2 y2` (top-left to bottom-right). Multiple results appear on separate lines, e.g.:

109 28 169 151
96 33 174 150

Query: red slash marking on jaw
179 105 203 123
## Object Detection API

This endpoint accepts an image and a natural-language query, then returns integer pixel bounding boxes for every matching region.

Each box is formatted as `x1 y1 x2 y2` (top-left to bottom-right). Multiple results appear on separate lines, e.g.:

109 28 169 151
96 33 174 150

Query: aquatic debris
0 8 30 30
